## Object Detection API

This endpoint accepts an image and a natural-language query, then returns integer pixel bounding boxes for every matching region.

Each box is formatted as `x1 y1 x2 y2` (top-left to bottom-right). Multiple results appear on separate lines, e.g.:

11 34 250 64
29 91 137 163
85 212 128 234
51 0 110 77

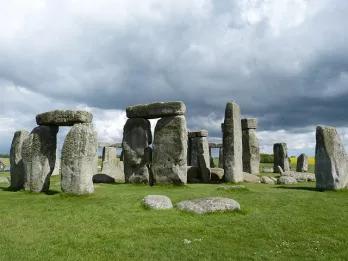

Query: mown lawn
0 172 347 260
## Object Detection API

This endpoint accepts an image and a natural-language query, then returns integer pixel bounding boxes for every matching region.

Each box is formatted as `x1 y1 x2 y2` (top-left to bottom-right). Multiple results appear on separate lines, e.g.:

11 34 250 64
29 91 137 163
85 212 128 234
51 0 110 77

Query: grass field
0 170 347 260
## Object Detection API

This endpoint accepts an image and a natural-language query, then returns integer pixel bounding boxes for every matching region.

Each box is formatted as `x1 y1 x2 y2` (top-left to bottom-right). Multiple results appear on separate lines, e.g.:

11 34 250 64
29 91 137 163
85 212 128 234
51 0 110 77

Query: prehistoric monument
222 102 243 182
315 126 348 190
296 153 308 172
123 101 188 184
187 130 211 183
273 143 290 173
10 110 97 194
241 118 260 174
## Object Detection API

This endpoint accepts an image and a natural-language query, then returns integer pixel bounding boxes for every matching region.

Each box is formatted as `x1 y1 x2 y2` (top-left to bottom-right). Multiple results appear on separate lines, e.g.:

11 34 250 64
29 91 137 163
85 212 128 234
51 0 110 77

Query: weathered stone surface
315 126 348 190
296 153 308 172
210 168 224 182
187 166 201 183
278 176 297 185
126 101 186 119
177 197 240 214
143 195 173 209
242 127 260 174
93 174 115 183
188 134 210 182
273 143 290 173
218 147 223 168
52 155 61 176
36 110 92 126
61 123 97 195
260 176 277 184
223 102 243 182
262 167 274 173
243 172 261 183
152 116 187 184
10 130 29 190
123 118 152 184
0 176 10 184
22 126 58 192
188 130 208 138
278 167 316 182
241 118 257 130
100 147 125 183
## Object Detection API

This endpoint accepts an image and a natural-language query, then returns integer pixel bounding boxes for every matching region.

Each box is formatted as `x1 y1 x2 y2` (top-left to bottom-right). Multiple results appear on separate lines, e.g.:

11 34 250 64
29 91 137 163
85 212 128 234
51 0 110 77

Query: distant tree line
0 154 10 158
260 153 274 163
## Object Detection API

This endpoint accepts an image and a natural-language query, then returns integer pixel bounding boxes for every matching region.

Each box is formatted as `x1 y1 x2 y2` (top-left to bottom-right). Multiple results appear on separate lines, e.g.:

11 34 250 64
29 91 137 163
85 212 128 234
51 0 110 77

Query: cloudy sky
1 0 348 156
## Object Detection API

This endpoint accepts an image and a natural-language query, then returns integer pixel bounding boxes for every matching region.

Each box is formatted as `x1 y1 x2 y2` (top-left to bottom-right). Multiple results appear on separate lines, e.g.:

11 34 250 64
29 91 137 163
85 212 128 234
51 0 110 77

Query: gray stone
188 130 208 138
177 197 240 214
296 153 308 172
93 174 115 183
61 123 97 195
260 176 276 184
242 126 260 174
188 134 210 182
278 176 297 185
22 126 58 192
279 167 316 182
187 166 201 183
143 195 173 209
241 118 257 130
126 101 186 119
123 118 152 184
152 116 188 184
36 110 92 126
243 172 261 183
52 156 60 176
10 130 29 190
223 102 243 182
210 168 224 182
315 126 348 190
100 147 125 183
218 147 223 168
0 176 10 184
262 167 274 173
273 143 290 173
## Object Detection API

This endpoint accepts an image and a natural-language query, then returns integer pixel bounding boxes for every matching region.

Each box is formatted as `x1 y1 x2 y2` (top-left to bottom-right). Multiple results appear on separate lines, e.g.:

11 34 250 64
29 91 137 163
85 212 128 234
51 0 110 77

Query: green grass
0 173 347 260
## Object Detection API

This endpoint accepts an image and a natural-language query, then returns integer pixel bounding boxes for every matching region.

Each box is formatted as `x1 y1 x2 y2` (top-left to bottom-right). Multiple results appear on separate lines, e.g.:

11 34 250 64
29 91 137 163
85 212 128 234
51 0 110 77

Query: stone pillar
188 130 210 183
296 153 308 172
61 123 97 195
222 102 243 182
10 130 29 190
22 126 58 192
218 147 223 168
273 143 290 173
152 116 187 184
101 146 125 183
122 118 152 184
315 126 348 190
241 118 260 174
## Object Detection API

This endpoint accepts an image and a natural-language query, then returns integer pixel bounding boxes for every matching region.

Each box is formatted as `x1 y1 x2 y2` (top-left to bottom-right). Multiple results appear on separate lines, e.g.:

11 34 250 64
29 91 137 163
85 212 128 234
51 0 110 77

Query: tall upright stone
61 123 97 195
296 153 308 172
273 143 290 173
101 146 125 183
152 116 188 184
218 147 223 168
10 130 30 190
315 126 348 190
123 118 152 183
223 102 243 182
22 126 58 192
188 130 210 182
241 118 260 174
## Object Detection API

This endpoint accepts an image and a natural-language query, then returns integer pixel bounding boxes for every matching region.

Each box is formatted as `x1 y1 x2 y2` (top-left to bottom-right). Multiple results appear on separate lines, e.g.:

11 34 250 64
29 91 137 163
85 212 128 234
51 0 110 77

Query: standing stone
123 118 152 184
52 156 61 176
101 146 125 183
22 126 58 192
296 153 308 172
218 147 223 168
315 126 348 190
273 143 290 173
223 102 243 183
10 130 30 190
241 118 260 174
61 123 97 195
152 116 187 184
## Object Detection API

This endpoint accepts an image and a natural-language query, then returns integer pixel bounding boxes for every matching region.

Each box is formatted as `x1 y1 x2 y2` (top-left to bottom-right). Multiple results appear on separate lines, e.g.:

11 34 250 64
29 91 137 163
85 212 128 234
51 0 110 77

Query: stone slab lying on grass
93 174 115 183
260 176 277 184
143 195 173 210
243 172 261 183
36 110 93 126
126 101 186 119
177 197 240 214
278 176 297 185
0 176 10 185
210 168 224 182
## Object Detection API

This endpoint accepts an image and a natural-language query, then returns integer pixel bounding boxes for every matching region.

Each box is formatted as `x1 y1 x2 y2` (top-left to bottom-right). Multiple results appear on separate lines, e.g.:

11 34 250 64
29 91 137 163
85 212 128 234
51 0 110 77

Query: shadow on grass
275 186 321 192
